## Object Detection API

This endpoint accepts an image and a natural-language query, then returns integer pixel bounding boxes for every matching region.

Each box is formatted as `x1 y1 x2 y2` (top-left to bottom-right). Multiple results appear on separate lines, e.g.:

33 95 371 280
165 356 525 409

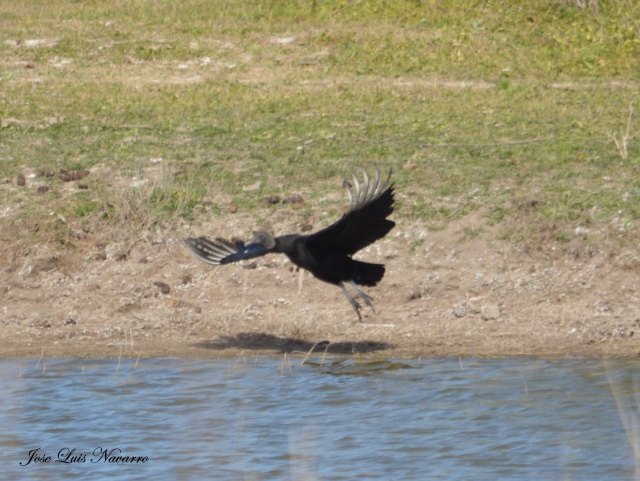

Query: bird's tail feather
352 260 385 286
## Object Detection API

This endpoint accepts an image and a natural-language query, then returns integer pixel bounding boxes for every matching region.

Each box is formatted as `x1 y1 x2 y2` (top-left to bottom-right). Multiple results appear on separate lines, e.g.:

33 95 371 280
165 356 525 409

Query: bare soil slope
2 210 639 359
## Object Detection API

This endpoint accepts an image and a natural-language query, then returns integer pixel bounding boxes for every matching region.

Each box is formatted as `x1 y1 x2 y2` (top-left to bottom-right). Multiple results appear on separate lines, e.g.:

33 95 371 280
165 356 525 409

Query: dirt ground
2 203 640 361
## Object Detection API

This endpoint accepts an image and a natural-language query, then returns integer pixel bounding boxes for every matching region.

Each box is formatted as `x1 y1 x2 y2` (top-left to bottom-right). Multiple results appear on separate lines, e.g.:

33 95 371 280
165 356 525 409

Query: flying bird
184 168 395 321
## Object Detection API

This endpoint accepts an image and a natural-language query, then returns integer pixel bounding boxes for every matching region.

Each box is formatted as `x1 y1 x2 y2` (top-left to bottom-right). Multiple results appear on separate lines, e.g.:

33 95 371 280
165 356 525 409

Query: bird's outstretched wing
308 168 395 255
184 237 267 265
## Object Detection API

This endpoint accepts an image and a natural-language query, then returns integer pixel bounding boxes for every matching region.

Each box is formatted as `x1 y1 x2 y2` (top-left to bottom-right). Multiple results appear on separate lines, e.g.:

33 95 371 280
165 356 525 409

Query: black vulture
184 168 395 321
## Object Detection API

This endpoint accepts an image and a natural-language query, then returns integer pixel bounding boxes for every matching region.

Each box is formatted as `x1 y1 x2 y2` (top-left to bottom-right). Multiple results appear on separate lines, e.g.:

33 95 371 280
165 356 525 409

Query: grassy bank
1 0 639 254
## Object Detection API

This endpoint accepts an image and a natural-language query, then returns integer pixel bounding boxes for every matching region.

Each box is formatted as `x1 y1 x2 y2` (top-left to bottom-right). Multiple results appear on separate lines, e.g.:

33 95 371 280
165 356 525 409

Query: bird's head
247 231 276 251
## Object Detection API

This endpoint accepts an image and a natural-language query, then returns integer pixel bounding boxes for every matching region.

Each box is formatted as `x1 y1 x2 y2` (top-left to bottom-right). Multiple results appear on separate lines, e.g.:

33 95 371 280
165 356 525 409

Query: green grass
0 0 639 251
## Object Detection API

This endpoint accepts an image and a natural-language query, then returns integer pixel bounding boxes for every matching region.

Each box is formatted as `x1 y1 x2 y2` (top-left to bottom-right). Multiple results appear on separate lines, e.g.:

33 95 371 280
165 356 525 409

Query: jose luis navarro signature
20 447 149 466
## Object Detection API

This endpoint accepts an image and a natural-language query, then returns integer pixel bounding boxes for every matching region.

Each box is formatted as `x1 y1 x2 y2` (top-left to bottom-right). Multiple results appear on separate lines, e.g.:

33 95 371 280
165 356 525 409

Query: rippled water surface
1 357 639 480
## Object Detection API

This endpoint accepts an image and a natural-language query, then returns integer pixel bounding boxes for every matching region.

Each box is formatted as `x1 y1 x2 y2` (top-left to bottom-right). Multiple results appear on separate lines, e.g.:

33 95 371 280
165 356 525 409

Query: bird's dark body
184 168 395 320
275 235 387 287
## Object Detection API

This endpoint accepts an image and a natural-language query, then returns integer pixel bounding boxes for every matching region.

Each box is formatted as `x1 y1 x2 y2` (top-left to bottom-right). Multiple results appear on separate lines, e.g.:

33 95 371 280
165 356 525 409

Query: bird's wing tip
343 166 393 212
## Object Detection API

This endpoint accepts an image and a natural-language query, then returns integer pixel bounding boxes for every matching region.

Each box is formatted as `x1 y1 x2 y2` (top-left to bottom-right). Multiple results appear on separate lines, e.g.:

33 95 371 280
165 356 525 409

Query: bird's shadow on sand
193 332 391 355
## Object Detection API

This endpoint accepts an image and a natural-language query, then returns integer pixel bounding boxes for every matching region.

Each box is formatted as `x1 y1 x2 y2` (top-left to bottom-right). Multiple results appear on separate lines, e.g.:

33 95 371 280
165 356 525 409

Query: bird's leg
339 282 362 322
349 281 376 314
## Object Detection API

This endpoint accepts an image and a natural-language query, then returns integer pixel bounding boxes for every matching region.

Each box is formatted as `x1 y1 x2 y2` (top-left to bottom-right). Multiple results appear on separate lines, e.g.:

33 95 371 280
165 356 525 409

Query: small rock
154 281 170 294
262 195 280 205
181 274 192 284
282 194 304 204
105 242 128 261
59 168 90 182
407 287 422 301
452 303 467 318
117 303 140 314
481 303 501 320
453 301 480 318
37 169 55 178
71 229 87 240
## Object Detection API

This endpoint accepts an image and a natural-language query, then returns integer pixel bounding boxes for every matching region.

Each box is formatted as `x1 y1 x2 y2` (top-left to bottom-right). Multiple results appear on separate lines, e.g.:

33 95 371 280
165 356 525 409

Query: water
1 357 638 481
